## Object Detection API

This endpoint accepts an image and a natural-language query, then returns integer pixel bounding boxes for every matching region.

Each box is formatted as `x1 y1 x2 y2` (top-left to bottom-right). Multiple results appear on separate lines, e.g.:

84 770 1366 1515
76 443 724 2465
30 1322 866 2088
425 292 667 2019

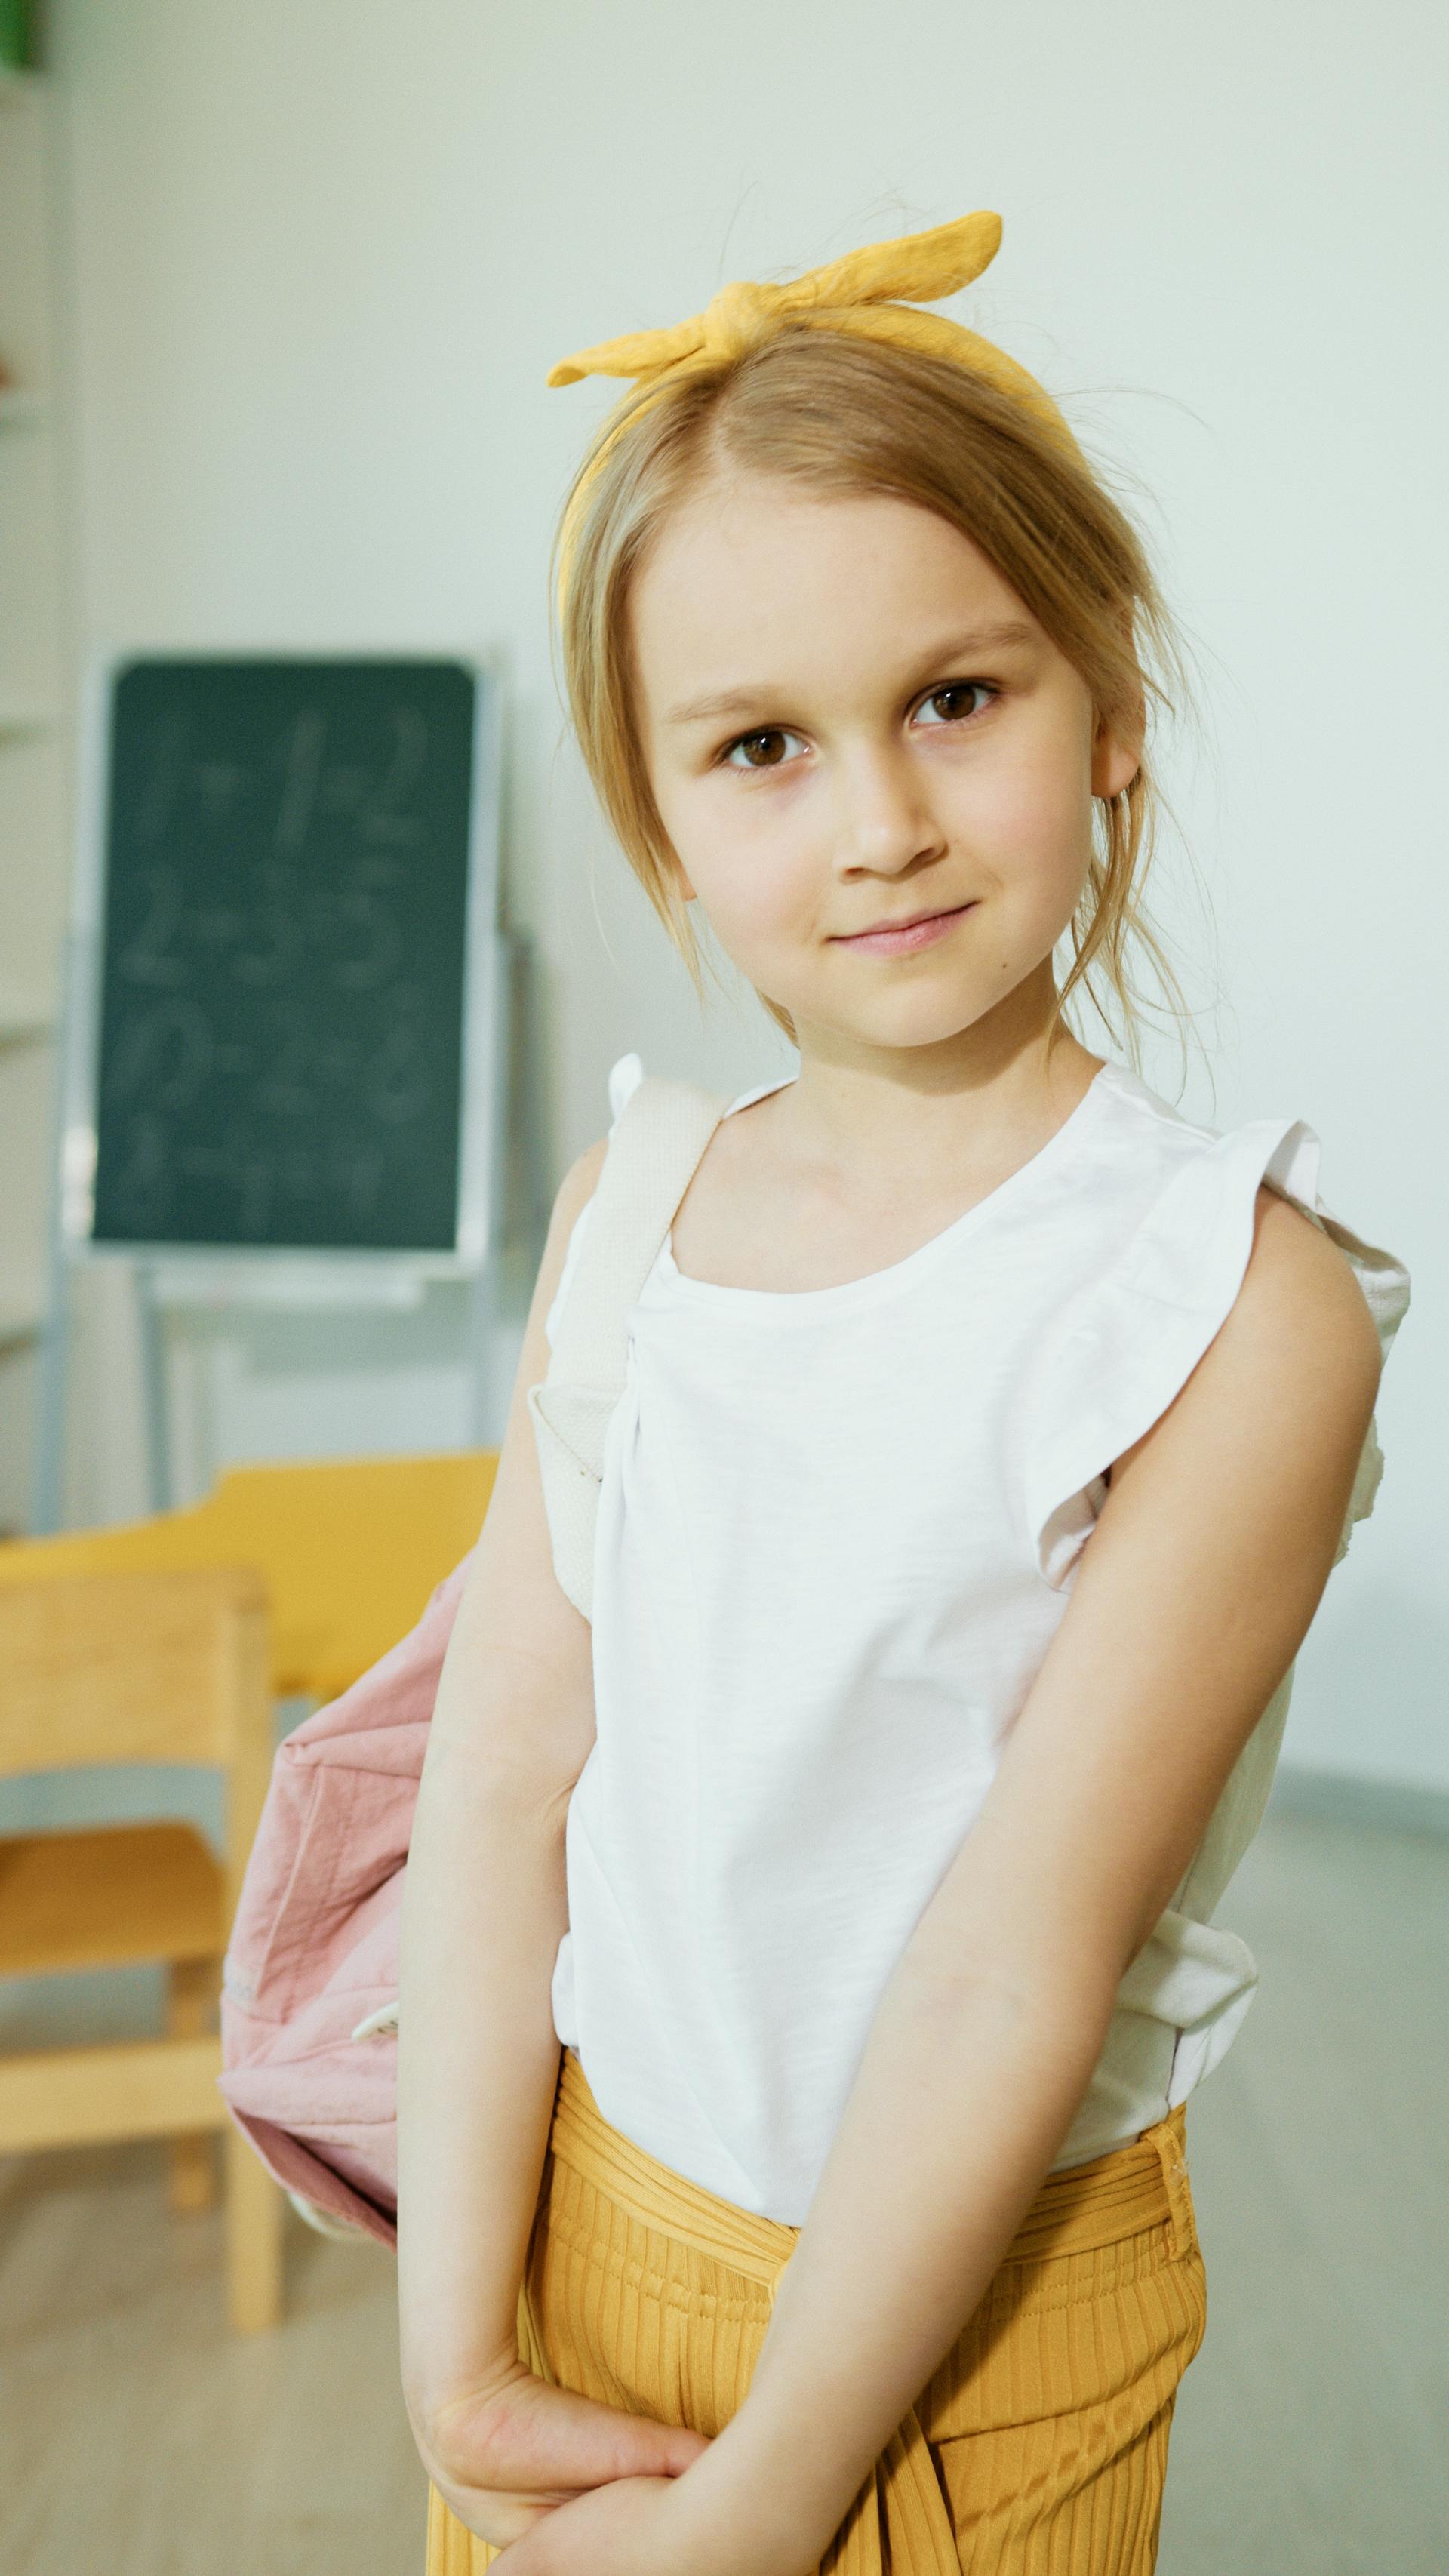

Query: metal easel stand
32 920 171 1532
30 1245 71 1536
135 1262 173 1513
32 925 95 1535
33 1252 174 1533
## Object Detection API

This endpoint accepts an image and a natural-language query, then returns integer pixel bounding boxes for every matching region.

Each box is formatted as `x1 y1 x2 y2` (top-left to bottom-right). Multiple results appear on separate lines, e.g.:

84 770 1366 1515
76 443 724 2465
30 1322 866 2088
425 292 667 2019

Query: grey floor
1157 1811 1447 2576
1 1809 1444 2574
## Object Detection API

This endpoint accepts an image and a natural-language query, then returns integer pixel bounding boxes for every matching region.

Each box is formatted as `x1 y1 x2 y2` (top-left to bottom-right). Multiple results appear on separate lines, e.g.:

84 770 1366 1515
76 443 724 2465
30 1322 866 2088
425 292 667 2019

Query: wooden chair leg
225 2120 285 2333
166 1957 220 2211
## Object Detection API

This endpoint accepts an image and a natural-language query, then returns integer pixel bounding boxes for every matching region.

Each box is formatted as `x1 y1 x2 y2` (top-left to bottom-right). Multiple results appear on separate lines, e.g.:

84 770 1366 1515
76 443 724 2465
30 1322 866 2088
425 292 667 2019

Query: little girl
396 213 1410 2575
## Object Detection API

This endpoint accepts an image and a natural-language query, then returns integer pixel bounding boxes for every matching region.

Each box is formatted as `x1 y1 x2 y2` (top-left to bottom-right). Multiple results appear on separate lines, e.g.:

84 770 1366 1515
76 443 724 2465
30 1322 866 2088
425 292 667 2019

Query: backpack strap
527 1072 729 1617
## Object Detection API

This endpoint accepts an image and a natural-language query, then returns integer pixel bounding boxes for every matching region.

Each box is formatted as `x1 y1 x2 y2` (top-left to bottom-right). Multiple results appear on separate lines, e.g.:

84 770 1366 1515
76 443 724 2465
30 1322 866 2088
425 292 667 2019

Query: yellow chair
0 1449 500 1700
0 1565 281 2329
0 1451 498 2334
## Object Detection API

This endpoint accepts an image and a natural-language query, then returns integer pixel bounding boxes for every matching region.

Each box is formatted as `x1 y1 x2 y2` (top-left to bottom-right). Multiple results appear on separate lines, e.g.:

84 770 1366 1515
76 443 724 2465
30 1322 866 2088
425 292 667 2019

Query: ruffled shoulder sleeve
1020 1112 1411 1589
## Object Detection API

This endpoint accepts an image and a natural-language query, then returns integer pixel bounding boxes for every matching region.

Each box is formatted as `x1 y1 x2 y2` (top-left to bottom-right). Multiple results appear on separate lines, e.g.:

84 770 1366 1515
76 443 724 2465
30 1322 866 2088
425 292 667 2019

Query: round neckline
654 1057 1124 1319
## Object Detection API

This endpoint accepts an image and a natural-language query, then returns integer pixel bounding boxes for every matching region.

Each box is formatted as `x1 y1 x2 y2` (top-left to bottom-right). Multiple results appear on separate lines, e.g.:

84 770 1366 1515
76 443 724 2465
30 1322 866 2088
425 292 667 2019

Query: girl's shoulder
546 1051 1411 1366
542 1048 1410 1586
541 1054 646 1349
1083 1058 1408 1360
543 1050 745 1349
1019 1056 1411 1585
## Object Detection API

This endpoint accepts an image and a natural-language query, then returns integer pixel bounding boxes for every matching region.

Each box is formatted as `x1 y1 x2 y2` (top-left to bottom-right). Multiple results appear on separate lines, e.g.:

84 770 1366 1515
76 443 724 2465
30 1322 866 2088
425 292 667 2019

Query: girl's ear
1092 715 1141 801
1093 614 1146 799
1096 690 1152 799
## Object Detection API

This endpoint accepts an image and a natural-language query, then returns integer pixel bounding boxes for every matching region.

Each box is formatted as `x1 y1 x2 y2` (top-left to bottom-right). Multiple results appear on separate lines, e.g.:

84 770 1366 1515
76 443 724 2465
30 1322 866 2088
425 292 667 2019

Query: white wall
46 0 1445 1789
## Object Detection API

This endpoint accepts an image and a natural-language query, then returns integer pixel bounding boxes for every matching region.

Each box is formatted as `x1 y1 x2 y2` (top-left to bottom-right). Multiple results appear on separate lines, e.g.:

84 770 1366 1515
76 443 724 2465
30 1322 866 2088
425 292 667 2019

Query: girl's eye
723 727 808 771
914 682 995 728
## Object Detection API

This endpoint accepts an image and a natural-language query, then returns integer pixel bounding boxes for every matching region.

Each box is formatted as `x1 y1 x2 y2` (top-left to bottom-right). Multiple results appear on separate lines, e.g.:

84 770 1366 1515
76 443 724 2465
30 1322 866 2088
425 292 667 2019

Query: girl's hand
484 2462 820 2576
414 2356 710 2549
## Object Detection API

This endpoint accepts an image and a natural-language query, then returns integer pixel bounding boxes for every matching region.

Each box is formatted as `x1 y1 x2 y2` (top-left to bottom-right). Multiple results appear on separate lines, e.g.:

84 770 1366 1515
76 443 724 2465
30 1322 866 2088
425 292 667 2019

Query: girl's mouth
833 900 976 957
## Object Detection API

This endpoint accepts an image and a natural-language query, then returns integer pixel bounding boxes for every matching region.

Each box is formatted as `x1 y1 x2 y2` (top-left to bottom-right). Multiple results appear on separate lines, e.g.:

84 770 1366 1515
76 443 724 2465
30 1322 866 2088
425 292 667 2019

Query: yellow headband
547 211 1081 611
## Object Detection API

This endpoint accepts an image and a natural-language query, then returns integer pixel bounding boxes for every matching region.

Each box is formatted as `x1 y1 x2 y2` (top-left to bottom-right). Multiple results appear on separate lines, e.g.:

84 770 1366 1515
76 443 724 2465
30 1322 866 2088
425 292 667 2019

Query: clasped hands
412 2353 826 2576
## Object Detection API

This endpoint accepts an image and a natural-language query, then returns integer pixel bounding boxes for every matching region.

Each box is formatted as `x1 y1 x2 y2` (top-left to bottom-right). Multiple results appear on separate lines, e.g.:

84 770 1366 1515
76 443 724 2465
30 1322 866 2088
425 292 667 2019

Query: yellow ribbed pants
426 2048 1207 2574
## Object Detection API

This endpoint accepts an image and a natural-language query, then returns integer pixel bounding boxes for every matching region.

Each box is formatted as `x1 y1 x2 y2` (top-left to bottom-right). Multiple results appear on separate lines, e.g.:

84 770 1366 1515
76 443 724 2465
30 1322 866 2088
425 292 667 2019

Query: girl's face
629 472 1140 1060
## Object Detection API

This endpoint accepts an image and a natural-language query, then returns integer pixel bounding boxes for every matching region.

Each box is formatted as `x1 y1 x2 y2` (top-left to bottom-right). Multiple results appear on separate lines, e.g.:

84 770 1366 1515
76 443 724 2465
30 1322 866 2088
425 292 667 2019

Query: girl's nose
833 745 946 876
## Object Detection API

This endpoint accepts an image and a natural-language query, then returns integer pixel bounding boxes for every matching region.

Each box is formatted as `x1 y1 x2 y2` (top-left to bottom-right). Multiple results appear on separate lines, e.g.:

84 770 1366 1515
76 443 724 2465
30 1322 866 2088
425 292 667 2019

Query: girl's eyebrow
663 622 1040 728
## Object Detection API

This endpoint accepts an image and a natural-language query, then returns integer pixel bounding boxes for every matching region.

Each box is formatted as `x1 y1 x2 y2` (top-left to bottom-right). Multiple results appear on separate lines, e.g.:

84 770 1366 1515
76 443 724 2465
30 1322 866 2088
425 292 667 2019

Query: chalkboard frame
53 647 506 1278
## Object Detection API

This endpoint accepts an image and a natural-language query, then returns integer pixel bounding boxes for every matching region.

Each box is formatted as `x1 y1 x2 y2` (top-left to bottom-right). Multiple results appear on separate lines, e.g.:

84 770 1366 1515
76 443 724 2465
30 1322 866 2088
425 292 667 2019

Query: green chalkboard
88 657 490 1255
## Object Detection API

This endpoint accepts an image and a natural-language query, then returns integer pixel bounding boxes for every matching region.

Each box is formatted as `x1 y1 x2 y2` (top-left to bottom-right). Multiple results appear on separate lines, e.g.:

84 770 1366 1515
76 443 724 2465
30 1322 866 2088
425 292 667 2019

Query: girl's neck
774 976 1102 1202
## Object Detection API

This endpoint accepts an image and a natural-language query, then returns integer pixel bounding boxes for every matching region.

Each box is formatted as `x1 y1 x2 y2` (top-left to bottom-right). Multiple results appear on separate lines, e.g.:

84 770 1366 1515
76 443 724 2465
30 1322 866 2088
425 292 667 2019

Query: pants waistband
549 2048 1195 2292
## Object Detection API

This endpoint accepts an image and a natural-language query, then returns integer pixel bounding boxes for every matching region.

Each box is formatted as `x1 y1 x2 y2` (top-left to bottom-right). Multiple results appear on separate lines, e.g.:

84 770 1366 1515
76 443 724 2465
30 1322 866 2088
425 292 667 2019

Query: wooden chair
0 1565 281 2331
0 1450 500 1700
0 1450 500 2334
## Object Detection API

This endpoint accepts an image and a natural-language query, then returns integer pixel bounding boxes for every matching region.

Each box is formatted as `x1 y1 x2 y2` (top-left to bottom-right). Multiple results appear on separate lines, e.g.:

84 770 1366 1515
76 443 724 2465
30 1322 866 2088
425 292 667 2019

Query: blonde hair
555 326 1192 1055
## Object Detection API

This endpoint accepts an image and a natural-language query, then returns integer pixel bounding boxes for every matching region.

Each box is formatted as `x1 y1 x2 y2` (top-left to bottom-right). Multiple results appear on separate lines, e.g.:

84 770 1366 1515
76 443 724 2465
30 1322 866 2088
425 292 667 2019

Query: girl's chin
787 997 1006 1054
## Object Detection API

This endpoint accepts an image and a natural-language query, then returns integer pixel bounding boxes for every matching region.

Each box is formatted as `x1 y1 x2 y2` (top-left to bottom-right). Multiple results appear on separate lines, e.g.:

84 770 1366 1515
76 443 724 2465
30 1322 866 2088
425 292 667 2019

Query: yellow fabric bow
546 213 1080 617
548 210 1008 378
547 212 1081 559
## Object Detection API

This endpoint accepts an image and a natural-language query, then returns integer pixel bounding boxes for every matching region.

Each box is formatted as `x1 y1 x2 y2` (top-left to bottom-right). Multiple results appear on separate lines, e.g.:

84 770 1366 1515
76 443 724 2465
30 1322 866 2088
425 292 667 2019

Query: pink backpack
219 1068 728 2242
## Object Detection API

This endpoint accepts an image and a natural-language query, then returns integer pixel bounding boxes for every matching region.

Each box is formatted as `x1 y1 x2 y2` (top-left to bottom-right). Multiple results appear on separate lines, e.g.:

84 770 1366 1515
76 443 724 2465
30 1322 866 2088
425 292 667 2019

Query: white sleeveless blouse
544 1053 1409 2223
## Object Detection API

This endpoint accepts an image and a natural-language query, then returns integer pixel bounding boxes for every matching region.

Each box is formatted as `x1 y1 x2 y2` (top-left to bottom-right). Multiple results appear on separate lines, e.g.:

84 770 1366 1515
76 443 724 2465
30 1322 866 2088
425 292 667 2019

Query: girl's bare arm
667 1190 1384 2573
397 1140 706 2530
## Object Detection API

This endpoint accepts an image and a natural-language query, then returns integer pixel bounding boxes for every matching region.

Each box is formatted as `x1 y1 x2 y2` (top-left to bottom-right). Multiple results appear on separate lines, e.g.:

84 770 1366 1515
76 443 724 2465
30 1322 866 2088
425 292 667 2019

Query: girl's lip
833 900 975 956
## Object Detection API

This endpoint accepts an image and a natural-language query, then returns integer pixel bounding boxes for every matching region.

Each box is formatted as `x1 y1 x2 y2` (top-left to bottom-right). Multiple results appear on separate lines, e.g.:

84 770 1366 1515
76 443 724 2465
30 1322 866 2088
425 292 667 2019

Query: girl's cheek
682 788 819 918
965 763 1089 886
709 867 805 958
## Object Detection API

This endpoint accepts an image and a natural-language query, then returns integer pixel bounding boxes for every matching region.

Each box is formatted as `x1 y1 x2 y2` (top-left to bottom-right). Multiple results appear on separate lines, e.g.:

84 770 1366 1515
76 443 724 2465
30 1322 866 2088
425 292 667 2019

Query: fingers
491 2375 708 2488
424 2368 711 2544
486 2474 680 2575
429 2470 563 2550
599 2403 709 2481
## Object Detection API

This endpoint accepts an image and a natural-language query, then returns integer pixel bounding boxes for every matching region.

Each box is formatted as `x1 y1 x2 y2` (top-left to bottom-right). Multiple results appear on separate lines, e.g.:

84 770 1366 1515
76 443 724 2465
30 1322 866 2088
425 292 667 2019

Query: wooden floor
1 1809 1444 2575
